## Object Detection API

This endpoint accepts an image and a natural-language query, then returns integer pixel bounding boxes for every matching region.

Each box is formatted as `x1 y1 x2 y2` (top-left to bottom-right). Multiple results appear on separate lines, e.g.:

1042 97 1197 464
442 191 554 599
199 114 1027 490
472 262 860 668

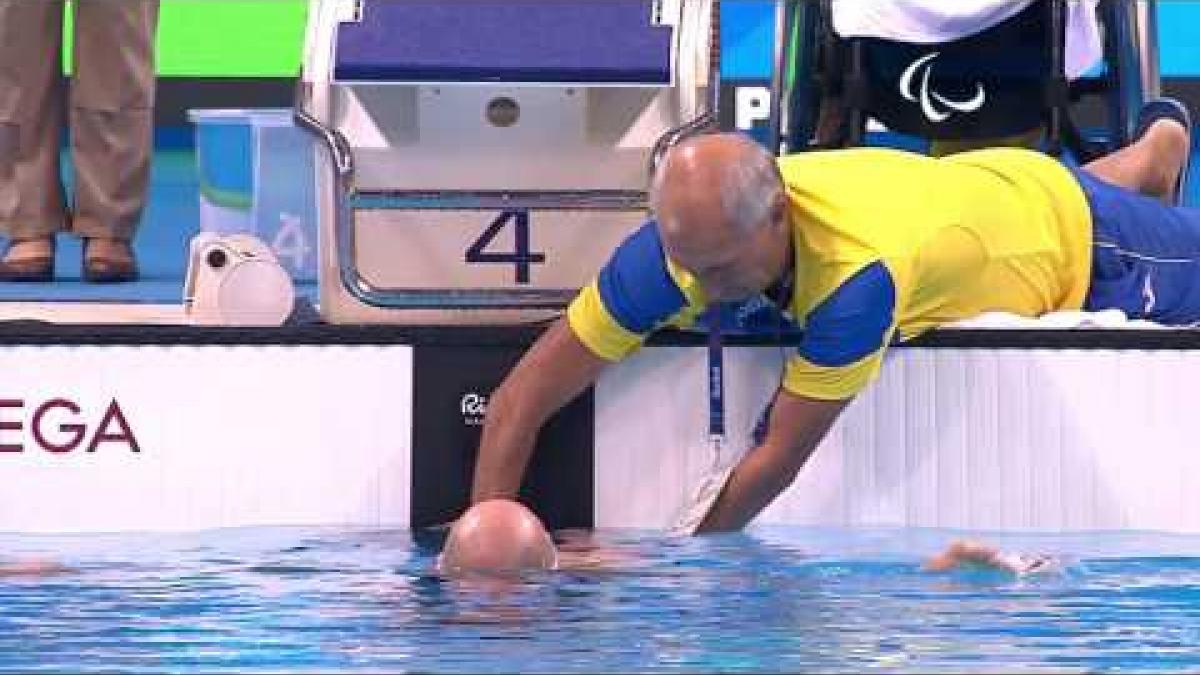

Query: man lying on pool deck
469 97 1196 534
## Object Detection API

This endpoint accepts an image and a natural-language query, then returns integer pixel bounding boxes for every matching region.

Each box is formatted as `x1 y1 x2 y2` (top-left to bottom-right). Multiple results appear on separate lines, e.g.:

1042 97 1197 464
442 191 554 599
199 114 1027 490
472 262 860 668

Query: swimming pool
1 526 1199 673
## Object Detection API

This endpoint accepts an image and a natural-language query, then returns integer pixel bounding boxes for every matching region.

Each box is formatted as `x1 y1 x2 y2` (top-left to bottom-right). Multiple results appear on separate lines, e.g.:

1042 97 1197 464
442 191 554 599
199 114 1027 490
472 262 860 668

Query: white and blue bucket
189 108 318 282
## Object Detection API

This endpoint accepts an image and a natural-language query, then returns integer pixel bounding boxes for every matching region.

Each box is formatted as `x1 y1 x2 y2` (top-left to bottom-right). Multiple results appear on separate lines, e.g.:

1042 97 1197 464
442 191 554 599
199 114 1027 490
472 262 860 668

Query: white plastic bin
189 108 318 282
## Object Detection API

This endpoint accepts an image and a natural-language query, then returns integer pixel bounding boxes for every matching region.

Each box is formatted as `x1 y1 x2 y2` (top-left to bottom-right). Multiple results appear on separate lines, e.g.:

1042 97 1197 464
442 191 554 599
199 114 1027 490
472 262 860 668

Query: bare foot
1144 118 1191 204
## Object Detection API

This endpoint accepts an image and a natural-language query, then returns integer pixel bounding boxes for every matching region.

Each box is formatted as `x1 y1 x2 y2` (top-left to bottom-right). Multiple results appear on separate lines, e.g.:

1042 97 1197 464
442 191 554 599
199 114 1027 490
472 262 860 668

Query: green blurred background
63 0 308 77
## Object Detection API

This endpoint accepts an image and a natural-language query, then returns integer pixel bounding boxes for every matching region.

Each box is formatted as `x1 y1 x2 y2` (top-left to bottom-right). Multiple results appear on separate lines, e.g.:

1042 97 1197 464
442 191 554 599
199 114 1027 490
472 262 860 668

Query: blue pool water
2 526 1200 673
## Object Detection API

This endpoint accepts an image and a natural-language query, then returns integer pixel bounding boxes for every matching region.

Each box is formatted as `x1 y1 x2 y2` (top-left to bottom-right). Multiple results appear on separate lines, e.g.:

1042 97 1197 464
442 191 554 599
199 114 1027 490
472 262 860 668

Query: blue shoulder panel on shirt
596 220 687 334
799 261 897 367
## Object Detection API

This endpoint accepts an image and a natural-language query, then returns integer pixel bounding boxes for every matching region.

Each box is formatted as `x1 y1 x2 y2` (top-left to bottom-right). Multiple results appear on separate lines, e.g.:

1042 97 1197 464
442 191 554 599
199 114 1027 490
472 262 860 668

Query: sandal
0 237 55 282
82 237 139 283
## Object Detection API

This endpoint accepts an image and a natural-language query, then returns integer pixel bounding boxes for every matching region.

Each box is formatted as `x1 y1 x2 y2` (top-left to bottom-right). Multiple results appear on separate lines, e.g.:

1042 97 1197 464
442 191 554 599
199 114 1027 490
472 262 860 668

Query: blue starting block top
334 0 674 84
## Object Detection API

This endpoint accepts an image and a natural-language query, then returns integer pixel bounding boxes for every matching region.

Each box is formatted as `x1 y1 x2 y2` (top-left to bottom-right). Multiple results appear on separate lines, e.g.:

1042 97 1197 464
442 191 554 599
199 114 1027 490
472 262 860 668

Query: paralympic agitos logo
0 398 141 454
899 52 987 123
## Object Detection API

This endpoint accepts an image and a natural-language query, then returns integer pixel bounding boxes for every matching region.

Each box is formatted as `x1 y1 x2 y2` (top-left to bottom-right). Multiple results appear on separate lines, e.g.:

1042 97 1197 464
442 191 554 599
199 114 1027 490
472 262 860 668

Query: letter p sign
735 86 772 131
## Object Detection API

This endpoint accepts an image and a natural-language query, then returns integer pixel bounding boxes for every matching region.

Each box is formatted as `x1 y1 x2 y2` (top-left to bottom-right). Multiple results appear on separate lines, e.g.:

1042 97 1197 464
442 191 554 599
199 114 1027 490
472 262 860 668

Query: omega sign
0 399 141 453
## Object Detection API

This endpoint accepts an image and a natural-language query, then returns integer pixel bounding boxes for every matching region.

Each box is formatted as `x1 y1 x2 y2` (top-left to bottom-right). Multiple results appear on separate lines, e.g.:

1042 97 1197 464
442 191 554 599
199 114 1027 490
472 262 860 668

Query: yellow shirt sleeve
566 281 643 362
566 259 709 363
782 347 887 401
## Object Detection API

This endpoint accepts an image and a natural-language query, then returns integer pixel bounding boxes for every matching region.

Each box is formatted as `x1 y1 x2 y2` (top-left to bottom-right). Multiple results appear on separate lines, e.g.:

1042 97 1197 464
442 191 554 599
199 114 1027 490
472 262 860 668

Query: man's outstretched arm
696 389 850 532
470 318 612 503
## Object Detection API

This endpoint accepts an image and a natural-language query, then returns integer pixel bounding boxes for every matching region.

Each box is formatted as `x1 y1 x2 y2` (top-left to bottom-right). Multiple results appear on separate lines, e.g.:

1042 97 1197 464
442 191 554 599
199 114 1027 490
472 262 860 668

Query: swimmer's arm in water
923 541 1007 572
553 550 621 572
923 540 1055 575
0 560 69 577
552 530 631 572
471 318 611 503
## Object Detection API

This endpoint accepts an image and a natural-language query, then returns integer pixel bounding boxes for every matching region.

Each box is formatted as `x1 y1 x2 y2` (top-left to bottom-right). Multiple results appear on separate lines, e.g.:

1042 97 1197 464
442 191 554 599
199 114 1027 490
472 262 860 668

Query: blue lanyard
707 307 725 449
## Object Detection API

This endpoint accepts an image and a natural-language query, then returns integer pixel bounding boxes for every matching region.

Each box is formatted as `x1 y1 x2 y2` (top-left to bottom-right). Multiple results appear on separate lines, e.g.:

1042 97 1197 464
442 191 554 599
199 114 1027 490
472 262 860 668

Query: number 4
465 210 546 284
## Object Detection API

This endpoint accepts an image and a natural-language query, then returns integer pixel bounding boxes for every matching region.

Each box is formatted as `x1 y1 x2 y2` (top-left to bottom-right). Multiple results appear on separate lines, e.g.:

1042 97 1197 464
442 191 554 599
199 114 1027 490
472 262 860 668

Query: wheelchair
776 0 1161 161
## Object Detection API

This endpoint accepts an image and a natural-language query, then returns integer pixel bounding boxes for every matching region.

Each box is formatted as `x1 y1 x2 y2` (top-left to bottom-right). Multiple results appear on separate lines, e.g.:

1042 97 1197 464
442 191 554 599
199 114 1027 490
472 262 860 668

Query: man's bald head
651 133 784 239
439 500 558 576
649 133 791 302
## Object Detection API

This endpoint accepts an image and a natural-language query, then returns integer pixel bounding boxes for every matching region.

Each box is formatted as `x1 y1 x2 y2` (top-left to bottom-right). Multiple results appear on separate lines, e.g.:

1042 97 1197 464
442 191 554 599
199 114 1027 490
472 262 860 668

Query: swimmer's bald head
439 499 558 576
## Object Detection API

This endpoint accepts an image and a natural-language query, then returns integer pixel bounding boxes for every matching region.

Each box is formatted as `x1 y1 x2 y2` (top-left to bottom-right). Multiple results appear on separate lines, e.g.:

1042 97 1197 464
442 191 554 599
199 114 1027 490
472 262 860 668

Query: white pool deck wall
0 345 413 533
0 339 1198 534
595 345 1200 533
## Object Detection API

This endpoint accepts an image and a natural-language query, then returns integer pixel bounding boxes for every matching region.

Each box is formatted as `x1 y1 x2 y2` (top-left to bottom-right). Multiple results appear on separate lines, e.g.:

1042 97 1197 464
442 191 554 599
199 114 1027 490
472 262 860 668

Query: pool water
2 526 1200 673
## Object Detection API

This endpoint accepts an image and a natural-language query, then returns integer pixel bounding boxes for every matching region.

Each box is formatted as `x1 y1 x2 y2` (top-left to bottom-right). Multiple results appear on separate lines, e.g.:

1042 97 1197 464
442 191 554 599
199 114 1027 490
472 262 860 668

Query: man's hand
470 318 612 503
696 389 849 532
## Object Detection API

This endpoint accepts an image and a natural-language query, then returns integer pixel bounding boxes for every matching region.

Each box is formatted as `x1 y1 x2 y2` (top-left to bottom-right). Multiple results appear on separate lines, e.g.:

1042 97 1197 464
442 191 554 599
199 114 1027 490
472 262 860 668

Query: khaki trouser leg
0 1 68 239
70 0 158 241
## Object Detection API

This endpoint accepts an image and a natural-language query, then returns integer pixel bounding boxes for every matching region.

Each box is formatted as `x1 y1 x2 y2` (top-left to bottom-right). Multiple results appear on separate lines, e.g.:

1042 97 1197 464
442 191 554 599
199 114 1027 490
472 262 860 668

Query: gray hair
650 138 785 235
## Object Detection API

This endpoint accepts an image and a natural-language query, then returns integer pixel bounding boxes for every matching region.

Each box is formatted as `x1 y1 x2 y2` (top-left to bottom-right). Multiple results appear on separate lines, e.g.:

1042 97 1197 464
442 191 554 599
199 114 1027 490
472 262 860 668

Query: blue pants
1072 168 1200 325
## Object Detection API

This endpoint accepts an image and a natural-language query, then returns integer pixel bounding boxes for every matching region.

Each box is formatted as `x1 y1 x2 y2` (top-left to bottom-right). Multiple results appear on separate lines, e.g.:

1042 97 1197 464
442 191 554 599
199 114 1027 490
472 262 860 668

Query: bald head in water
651 133 793 303
439 500 558 576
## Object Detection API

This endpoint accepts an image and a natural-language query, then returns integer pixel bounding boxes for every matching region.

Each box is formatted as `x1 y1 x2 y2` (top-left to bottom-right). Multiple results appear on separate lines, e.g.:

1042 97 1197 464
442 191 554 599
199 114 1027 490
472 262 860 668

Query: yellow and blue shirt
567 147 1093 401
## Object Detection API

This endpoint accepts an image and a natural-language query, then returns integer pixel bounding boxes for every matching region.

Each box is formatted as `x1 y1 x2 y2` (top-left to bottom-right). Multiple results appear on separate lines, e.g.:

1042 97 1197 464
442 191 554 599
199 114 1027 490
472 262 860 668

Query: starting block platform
332 1 674 84
296 0 716 324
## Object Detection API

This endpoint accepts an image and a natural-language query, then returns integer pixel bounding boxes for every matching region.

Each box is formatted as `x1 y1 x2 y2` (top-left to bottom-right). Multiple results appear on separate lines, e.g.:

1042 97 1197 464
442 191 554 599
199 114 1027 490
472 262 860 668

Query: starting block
297 0 717 324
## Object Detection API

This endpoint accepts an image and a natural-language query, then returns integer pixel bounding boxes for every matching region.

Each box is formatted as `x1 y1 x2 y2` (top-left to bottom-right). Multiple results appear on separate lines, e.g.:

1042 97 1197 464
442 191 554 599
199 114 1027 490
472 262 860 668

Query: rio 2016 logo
0 399 141 454
460 392 488 427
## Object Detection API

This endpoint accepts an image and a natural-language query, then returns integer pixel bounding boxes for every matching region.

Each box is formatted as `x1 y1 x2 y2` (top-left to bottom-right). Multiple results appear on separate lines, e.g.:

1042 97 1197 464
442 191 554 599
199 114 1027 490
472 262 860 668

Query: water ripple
0 527 1199 672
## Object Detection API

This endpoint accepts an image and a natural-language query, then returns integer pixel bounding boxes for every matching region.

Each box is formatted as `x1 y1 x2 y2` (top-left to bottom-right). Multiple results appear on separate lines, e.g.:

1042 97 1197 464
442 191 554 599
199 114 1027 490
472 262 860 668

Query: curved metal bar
779 0 823 152
294 108 354 188
1044 0 1066 157
1110 0 1153 144
765 0 792 155
649 111 718 178
349 191 648 212
648 0 721 177
1137 0 1161 100
708 0 723 119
